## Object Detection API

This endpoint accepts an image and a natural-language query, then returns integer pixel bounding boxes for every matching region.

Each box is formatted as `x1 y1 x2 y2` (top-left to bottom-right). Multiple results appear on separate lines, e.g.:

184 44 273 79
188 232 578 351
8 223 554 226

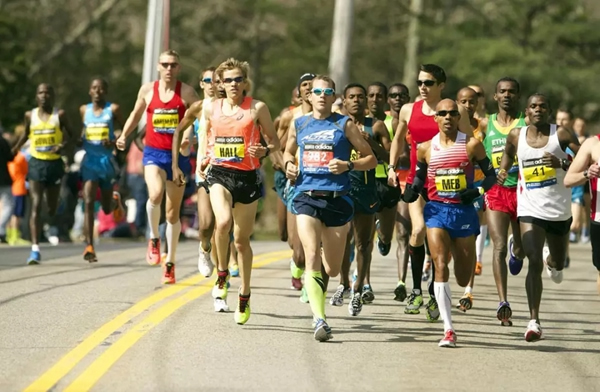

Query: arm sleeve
411 160 427 193
477 156 496 191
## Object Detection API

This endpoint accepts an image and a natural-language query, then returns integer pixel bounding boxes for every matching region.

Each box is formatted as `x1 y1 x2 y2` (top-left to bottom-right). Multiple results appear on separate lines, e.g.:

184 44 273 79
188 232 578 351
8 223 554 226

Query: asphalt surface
1 239 599 392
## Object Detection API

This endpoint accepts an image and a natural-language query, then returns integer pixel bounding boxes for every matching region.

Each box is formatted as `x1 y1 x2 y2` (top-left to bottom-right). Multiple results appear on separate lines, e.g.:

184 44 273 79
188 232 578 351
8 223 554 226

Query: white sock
476 225 487 262
165 220 181 263
434 282 453 332
146 201 161 239
32 244 40 252
465 286 472 294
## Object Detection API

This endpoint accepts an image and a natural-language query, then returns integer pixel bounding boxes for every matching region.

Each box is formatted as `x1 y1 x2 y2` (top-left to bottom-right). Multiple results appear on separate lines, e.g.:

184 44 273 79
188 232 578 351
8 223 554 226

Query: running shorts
13 195 26 218
273 169 287 201
206 165 262 206
27 157 64 186
291 191 354 227
591 222 600 271
518 216 573 236
143 146 191 182
472 180 486 212
485 184 517 221
571 185 585 206
81 154 119 190
350 181 379 215
424 201 480 239
375 178 401 211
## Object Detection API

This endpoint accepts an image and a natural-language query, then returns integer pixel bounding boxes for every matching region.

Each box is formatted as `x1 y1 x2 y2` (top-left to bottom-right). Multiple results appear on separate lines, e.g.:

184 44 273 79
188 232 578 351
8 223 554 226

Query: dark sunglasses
312 88 335 96
416 79 436 87
436 110 460 117
223 76 245 84
160 62 179 69
389 92 409 99
202 77 212 83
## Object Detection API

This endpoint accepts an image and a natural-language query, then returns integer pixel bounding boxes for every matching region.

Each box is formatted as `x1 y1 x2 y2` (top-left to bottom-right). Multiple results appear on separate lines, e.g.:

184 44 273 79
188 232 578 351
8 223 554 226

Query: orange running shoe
162 261 175 284
475 261 482 276
112 191 125 223
83 245 97 263
147 238 161 266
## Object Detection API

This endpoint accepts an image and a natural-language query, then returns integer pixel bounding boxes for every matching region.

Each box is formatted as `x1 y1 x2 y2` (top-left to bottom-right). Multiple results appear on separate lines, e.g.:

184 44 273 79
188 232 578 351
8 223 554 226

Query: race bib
33 129 57 152
214 136 245 161
152 109 179 134
435 167 467 198
302 143 333 174
85 125 109 144
522 158 556 189
491 145 518 173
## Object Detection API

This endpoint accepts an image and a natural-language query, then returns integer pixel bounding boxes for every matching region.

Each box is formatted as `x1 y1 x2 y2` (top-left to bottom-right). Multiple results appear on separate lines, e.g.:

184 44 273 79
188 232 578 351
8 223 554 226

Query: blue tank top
295 113 352 192
83 102 115 156
349 117 375 186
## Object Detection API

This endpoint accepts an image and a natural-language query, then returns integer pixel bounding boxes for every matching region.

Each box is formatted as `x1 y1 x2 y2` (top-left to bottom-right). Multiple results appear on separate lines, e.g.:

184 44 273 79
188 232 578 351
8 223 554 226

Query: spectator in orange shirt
8 149 29 244
0 130 15 243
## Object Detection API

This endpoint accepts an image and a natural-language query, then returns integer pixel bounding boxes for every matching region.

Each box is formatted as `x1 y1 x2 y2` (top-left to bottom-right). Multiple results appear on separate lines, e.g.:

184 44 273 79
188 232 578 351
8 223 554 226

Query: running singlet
472 118 485 182
407 100 439 184
516 124 571 221
590 135 600 223
145 81 186 151
427 132 474 203
29 107 63 161
295 113 351 192
193 97 212 158
83 102 114 156
483 113 526 187
209 96 261 171
375 115 394 178
350 118 375 185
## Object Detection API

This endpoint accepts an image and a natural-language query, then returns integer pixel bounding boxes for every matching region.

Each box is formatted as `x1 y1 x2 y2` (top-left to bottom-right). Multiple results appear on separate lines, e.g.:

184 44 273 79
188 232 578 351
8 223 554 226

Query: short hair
215 57 250 80
528 93 550 107
312 75 336 91
200 66 216 79
495 77 520 93
389 83 410 96
343 83 367 97
556 106 573 120
419 64 446 84
90 77 108 89
159 49 180 61
367 82 388 97
244 78 254 97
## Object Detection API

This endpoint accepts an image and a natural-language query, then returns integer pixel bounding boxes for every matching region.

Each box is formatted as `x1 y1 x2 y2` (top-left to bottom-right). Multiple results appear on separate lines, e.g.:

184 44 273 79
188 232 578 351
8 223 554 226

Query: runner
573 117 591 243
12 83 73 264
404 99 496 347
498 93 580 341
564 134 600 293
116 49 199 284
79 78 126 262
283 75 377 341
174 57 282 324
455 86 485 311
387 64 473 318
468 84 489 127
482 77 527 326
277 73 315 293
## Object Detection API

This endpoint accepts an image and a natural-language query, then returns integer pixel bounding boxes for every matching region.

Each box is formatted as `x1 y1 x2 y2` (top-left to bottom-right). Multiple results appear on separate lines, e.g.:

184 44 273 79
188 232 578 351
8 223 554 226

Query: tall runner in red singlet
387 64 474 320
174 58 282 325
117 50 199 284
402 99 497 348
564 134 600 294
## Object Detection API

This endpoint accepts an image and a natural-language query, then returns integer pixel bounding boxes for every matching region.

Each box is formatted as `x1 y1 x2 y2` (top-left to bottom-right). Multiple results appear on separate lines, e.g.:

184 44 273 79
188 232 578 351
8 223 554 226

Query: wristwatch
560 158 569 171
347 161 355 171
387 164 395 171
583 169 589 179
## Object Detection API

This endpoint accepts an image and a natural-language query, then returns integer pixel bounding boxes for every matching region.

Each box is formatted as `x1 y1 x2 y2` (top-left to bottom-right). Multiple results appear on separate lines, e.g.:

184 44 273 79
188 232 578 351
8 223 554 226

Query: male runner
174 58 282 324
468 84 489 128
79 78 126 262
387 64 473 318
12 83 73 264
498 93 579 341
404 99 496 347
482 77 527 326
564 135 600 293
116 49 199 284
283 75 377 341
572 117 591 243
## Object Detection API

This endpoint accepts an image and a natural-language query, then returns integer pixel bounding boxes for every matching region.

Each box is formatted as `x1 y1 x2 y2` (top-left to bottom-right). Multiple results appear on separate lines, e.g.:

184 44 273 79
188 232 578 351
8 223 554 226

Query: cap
297 73 316 89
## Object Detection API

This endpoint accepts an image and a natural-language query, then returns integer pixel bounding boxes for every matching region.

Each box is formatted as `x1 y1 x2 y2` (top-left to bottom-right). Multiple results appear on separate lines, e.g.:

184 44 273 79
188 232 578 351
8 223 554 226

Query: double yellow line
25 249 291 392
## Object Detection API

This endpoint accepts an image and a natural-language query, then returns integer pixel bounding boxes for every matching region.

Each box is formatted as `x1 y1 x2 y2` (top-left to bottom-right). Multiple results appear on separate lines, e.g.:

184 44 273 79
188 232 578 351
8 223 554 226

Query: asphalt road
1 239 598 392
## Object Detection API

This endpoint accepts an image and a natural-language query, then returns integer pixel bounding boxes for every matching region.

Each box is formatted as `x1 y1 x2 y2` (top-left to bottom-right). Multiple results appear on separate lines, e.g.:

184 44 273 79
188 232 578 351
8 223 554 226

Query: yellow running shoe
235 293 251 325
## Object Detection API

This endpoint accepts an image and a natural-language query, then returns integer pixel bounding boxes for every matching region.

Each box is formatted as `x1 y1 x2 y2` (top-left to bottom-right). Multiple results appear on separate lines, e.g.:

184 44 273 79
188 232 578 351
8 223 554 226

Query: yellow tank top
375 115 394 178
30 108 63 160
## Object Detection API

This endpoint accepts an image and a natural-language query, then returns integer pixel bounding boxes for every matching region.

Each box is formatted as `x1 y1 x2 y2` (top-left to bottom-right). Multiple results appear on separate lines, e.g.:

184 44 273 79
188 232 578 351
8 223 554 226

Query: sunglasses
436 110 460 117
389 92 409 99
202 78 212 83
416 79 436 87
223 76 245 84
160 62 179 69
312 88 335 96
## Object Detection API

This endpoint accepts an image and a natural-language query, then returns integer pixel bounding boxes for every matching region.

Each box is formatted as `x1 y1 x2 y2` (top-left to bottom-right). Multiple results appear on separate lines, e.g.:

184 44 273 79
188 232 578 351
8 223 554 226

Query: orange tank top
209 97 261 171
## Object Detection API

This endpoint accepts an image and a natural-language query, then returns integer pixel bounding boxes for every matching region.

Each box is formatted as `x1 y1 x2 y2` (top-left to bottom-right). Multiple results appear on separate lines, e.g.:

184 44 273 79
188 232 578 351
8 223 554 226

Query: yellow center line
63 251 291 392
24 249 291 392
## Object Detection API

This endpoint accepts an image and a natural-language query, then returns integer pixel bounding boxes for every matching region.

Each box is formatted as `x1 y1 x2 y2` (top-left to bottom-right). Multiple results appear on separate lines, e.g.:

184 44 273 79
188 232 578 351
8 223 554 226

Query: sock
306 271 326 320
146 201 161 239
434 282 453 332
165 221 181 263
465 286 472 294
290 259 304 279
32 244 40 252
476 225 487 262
428 261 436 298
409 244 425 291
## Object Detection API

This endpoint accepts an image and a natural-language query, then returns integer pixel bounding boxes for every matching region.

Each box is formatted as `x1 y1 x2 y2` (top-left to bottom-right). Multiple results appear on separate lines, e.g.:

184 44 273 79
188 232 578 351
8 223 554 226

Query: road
1 240 599 392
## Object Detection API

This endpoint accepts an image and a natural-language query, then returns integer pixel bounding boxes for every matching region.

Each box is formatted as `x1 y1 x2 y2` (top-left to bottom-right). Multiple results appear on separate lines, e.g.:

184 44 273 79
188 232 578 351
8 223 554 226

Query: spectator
0 131 15 243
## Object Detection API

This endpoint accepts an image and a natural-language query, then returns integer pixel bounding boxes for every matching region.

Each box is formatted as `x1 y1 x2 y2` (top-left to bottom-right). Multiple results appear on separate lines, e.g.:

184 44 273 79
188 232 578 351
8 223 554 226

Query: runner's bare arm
457 105 474 137
498 128 520 185
58 109 74 154
254 101 283 168
172 100 203 169
564 137 597 187
468 138 496 192
78 105 87 145
181 84 200 108
111 103 125 137
12 111 31 155
277 110 294 152
345 121 377 171
369 120 391 163
119 83 152 145
557 126 581 155
283 120 298 180
389 103 412 168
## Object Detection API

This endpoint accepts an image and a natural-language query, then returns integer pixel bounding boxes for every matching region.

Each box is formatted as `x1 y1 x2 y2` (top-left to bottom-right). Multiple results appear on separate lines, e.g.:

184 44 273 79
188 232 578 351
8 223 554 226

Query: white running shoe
198 243 214 277
214 298 229 312
543 246 563 284
524 320 543 342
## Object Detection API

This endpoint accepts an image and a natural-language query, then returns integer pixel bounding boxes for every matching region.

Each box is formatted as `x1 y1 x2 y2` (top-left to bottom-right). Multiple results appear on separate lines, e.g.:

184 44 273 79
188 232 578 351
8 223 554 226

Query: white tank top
516 124 572 221
591 148 600 223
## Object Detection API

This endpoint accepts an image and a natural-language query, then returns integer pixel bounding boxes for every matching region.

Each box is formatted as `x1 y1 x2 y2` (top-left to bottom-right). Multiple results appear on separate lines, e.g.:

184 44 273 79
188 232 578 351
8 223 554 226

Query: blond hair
313 75 336 91
159 49 180 61
215 57 250 80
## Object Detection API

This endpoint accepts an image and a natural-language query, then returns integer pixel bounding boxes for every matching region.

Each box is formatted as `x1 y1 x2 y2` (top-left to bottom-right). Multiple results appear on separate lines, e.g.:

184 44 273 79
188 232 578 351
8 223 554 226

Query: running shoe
438 330 457 348
543 246 563 284
348 292 363 316
524 320 543 342
422 260 432 282
212 271 229 300
197 243 214 277
404 291 423 314
27 250 41 265
425 297 440 322
146 238 161 266
235 293 251 325
299 287 309 303
361 285 375 304
474 261 482 276
329 285 349 306
83 245 97 263
508 234 523 275
375 219 391 256
112 191 125 223
314 318 333 342
456 292 473 312
290 259 304 290
497 301 513 326
162 262 175 284
394 281 407 302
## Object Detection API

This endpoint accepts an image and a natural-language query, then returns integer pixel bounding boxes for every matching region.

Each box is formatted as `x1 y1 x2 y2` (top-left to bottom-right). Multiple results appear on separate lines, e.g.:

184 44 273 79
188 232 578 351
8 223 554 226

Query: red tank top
145 81 186 150
407 100 439 183
427 132 474 203
209 97 261 171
